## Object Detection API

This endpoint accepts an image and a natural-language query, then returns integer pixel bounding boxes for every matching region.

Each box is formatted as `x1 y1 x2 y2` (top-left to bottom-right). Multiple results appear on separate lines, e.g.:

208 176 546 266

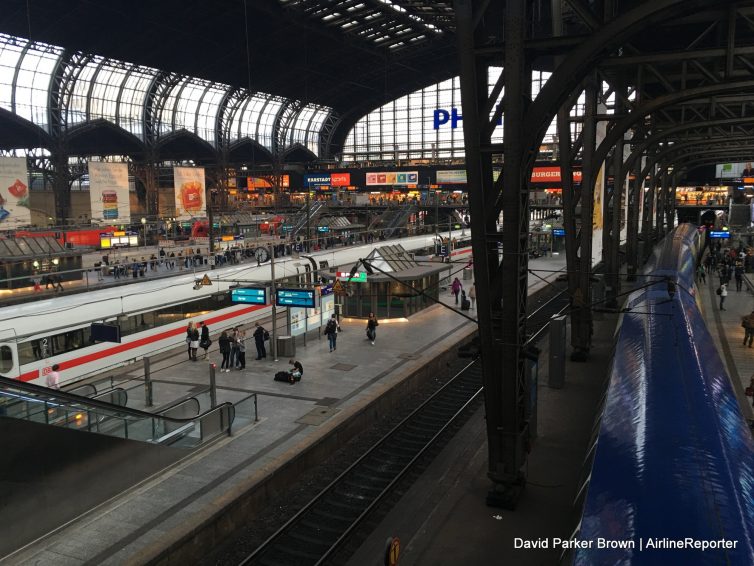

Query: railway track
237 283 570 566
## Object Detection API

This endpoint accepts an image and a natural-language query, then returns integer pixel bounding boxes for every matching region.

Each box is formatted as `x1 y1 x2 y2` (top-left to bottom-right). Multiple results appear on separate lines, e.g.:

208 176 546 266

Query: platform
347 256 754 566
1 256 566 564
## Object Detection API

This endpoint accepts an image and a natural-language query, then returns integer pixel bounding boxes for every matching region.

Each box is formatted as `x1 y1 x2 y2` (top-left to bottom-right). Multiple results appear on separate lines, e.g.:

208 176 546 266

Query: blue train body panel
574 224 754 565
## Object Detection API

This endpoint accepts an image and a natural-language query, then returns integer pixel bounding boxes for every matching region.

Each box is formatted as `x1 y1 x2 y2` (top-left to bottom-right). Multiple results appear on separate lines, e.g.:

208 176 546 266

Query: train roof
0 232 467 340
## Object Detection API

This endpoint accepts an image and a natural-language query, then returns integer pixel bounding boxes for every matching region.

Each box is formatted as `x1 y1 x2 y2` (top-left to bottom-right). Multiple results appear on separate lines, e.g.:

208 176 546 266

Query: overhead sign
276 288 317 308
231 287 267 304
552 228 565 236
330 172 351 186
366 171 419 186
709 231 731 238
337 271 368 283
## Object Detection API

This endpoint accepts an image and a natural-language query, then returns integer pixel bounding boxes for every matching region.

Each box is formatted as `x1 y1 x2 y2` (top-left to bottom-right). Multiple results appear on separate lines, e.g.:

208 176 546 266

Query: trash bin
277 335 295 357
463 267 473 280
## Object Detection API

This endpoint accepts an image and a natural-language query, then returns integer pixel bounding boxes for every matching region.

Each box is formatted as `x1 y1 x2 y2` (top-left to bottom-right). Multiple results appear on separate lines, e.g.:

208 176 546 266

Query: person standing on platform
735 263 744 292
230 327 240 368
742 310 754 347
236 329 247 370
324 314 340 352
199 322 211 359
188 323 200 361
468 282 476 310
46 364 61 389
451 277 463 305
218 330 231 372
366 312 378 345
718 282 728 310
253 322 268 360
697 264 706 284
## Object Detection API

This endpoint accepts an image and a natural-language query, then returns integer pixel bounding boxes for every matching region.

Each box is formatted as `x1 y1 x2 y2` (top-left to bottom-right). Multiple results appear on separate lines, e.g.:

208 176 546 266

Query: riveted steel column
571 72 598 360
455 0 528 509
626 155 643 280
657 167 669 239
604 77 625 308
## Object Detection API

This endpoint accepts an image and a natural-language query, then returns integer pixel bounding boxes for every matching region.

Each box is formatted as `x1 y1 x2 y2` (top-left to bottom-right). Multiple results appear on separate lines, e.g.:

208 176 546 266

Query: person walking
451 277 463 305
366 312 379 345
718 282 728 310
253 322 268 360
218 330 231 372
236 329 247 369
468 282 476 310
199 321 211 359
697 264 706 284
46 364 61 389
324 314 340 352
742 310 754 347
735 264 744 292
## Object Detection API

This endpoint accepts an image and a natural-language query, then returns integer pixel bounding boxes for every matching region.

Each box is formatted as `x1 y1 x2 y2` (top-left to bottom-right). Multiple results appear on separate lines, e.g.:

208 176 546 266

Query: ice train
0 232 470 387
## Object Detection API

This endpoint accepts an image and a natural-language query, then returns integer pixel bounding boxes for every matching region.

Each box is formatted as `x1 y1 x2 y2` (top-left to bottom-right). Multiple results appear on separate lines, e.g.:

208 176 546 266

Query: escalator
0 376 236 558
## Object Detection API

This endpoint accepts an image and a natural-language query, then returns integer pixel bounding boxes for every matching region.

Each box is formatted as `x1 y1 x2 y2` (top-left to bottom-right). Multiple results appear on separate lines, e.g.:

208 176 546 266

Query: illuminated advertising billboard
246 175 290 189
366 171 419 186
330 172 351 186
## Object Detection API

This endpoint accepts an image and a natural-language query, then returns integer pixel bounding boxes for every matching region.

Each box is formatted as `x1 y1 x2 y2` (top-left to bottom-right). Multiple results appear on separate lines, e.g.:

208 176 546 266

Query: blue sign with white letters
305 174 330 186
552 228 565 236
709 231 730 239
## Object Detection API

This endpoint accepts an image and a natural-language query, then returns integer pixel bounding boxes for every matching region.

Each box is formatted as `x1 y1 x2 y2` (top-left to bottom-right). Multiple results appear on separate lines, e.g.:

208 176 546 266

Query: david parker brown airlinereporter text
514 538 739 551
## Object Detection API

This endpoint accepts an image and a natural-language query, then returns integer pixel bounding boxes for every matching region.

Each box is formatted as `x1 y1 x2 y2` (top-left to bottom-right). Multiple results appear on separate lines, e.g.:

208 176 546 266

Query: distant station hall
1 1 754 565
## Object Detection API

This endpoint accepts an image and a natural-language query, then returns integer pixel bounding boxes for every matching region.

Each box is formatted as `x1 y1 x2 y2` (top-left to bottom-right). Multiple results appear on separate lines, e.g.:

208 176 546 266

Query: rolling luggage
461 298 471 311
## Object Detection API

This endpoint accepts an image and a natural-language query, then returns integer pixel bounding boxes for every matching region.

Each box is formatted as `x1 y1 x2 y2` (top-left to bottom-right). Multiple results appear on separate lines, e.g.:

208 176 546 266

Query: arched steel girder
522 0 735 174
587 81 754 186
622 116 754 182
640 144 754 185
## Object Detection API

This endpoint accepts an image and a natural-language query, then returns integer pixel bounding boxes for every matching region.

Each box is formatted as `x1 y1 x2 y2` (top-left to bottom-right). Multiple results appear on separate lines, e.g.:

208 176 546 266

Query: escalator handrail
0 375 233 427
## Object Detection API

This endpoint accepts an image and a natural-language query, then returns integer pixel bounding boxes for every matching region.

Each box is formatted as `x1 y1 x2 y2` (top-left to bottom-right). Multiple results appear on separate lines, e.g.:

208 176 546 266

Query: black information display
276 288 316 308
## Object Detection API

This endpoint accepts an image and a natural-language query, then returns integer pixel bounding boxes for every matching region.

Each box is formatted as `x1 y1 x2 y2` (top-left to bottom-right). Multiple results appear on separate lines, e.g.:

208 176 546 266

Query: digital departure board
276 288 316 308
231 287 268 304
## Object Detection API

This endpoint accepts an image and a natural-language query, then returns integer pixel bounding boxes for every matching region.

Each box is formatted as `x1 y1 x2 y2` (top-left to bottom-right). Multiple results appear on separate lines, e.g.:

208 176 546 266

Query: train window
0 345 12 372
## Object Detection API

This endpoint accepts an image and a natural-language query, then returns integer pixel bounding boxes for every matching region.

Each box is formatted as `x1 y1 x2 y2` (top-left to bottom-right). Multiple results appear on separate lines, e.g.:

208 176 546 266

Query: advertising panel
436 170 467 184
174 167 206 220
529 167 583 184
366 171 419 186
88 161 130 224
330 172 351 186
305 174 331 186
716 162 754 179
0 156 31 228
247 175 289 189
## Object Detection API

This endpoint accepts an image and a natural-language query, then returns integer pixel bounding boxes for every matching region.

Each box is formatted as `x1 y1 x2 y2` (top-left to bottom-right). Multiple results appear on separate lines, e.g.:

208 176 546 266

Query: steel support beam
455 0 528 509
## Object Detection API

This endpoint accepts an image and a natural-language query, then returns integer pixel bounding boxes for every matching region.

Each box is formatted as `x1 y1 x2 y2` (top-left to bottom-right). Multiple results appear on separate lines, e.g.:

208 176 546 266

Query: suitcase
461 298 471 311
274 371 293 383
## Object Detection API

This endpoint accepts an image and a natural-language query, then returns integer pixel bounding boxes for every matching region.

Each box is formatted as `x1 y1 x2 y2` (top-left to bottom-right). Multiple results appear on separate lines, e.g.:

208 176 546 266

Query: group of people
450 277 476 311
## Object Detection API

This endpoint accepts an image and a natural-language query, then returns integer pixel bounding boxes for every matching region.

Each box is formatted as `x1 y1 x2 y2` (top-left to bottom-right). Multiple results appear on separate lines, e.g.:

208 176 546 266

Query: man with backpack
324 314 340 352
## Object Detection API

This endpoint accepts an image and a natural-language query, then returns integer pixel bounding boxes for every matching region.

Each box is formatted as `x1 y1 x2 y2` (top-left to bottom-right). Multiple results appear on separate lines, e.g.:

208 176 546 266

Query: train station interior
1 1 754 565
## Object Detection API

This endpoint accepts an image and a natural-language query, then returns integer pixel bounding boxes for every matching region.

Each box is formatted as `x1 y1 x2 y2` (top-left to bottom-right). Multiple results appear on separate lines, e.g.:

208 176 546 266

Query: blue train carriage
572 224 754 565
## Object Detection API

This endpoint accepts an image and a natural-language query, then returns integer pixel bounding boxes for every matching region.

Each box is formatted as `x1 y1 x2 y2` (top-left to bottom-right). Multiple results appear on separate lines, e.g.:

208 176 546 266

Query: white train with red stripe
0 232 470 387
